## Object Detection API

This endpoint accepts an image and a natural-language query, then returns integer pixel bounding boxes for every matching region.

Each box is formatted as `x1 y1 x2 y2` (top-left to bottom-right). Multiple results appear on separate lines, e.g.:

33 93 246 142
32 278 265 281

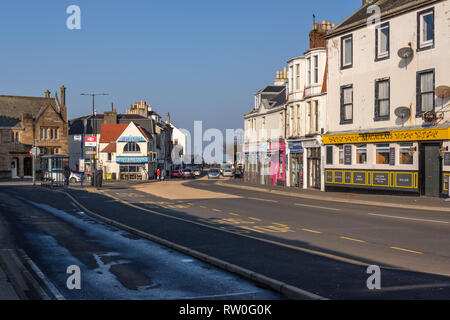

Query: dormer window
124 142 140 153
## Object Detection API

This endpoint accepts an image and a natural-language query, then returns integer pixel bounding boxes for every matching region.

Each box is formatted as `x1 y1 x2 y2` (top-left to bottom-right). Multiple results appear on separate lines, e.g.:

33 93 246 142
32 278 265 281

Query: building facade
244 70 288 186
285 20 333 191
0 86 68 179
323 0 450 196
98 122 151 181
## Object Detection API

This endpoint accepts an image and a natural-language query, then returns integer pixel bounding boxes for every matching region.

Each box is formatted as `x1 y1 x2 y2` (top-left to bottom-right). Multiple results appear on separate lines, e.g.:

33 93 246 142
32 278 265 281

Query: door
11 159 18 178
24 157 32 176
421 144 441 196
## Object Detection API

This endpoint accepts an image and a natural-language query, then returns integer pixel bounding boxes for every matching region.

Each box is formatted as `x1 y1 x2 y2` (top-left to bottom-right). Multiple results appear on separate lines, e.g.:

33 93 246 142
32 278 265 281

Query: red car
170 169 183 178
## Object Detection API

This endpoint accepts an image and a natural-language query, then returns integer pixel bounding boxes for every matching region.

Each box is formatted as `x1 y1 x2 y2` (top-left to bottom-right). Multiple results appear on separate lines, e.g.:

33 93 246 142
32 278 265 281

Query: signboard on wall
344 146 352 165
445 153 450 166
389 148 396 166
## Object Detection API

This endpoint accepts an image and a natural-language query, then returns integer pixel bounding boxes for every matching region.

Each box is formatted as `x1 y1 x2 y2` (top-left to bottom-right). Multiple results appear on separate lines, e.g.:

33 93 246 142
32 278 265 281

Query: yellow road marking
200 206 208 209
212 209 223 213
390 247 423 255
99 192 370 266
229 212 240 216
249 217 261 222
302 228 322 234
340 236 366 243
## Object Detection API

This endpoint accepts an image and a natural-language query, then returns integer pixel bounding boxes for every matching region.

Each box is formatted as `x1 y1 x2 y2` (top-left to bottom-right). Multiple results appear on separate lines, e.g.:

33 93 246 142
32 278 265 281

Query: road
0 185 281 300
72 177 450 299
2 177 450 299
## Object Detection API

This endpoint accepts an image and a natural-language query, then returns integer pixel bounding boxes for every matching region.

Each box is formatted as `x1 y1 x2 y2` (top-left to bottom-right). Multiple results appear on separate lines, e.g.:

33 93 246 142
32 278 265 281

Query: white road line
368 213 449 224
25 256 65 300
294 203 341 211
247 197 278 203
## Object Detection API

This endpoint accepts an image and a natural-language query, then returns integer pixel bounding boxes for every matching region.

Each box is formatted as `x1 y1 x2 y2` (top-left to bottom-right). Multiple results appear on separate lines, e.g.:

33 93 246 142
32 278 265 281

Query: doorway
420 143 442 196
11 158 18 178
307 148 321 189
24 157 32 177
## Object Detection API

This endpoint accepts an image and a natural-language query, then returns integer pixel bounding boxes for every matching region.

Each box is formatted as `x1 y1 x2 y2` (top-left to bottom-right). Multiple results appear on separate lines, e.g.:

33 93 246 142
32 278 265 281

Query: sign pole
32 139 37 186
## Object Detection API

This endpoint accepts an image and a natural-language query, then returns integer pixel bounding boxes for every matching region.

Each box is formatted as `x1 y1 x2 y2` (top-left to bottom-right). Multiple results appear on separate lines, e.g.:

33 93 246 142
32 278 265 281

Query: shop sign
116 156 149 164
322 127 450 145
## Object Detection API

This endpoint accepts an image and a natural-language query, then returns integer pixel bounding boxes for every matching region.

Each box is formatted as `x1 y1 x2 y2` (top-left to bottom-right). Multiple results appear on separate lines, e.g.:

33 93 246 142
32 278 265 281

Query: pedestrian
157 168 161 181
63 166 71 187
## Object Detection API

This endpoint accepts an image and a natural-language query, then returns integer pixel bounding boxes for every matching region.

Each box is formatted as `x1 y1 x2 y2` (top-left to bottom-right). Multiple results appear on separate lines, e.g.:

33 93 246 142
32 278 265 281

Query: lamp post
80 93 108 185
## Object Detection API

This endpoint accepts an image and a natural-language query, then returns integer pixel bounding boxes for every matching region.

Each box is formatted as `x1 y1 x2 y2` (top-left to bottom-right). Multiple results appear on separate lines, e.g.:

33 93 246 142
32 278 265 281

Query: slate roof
245 87 287 117
327 0 440 37
0 95 59 123
0 116 22 128
69 114 155 135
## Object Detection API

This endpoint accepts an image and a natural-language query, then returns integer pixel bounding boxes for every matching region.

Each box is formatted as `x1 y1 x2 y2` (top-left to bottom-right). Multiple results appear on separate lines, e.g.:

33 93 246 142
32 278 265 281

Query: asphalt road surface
0 186 281 300
3 178 450 299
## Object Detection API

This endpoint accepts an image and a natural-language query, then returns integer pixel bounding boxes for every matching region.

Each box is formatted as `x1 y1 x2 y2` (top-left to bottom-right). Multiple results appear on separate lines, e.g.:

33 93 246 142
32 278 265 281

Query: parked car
222 169 234 178
192 166 202 176
69 172 82 184
170 169 183 178
208 169 221 179
182 169 195 179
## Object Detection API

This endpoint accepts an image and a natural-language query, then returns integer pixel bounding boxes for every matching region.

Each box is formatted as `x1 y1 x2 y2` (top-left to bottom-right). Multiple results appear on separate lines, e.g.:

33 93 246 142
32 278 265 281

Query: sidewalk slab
0 264 19 300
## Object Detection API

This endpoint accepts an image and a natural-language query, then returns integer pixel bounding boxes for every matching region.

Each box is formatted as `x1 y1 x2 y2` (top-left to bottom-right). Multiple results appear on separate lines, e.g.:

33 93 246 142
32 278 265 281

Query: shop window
399 143 414 165
376 144 390 164
356 144 367 164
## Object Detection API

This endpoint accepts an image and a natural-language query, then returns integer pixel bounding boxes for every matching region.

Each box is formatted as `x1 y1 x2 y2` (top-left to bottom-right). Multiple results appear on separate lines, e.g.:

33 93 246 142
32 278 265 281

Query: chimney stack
60 85 66 107
362 0 372 6
45 90 50 98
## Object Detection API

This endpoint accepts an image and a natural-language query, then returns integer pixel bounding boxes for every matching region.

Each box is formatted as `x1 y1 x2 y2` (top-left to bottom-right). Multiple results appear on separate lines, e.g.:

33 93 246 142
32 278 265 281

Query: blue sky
0 0 361 133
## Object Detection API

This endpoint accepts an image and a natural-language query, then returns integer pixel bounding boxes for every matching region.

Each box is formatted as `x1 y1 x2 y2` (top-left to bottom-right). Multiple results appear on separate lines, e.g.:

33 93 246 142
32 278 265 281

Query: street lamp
80 93 109 185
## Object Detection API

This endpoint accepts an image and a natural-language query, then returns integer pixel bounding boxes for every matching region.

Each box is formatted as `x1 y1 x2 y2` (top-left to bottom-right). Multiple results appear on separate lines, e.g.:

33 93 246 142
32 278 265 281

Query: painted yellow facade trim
323 127 450 145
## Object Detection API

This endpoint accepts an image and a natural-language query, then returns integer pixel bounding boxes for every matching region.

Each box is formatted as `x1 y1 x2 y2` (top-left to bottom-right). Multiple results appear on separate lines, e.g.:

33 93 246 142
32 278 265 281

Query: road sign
85 136 97 147
30 147 41 156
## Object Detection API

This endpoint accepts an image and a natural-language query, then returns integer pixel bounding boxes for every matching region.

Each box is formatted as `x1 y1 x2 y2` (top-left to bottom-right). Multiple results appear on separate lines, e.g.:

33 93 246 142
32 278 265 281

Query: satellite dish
397 47 414 60
436 86 450 99
394 106 411 120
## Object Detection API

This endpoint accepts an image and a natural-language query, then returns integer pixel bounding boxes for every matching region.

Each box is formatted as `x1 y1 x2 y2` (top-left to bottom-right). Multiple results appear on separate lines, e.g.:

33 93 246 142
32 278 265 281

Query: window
307 58 311 85
356 144 367 164
289 66 294 92
418 8 434 50
296 105 301 134
314 101 319 132
124 142 140 153
340 85 353 124
295 64 300 90
341 34 353 69
307 102 312 132
375 78 390 120
289 106 294 136
376 23 390 60
338 145 344 165
50 128 54 140
108 152 112 161
326 146 333 165
54 128 58 139
376 144 390 164
313 56 319 83
400 143 414 165
45 128 48 140
416 69 435 116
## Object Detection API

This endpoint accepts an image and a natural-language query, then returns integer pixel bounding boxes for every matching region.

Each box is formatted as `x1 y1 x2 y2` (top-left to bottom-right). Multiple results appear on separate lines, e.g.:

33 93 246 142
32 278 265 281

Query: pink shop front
269 141 286 186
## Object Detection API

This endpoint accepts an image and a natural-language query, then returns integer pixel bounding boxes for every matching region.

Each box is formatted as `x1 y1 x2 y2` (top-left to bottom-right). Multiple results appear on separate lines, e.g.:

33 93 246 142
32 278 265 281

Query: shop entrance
290 153 303 188
420 143 441 196
307 148 321 189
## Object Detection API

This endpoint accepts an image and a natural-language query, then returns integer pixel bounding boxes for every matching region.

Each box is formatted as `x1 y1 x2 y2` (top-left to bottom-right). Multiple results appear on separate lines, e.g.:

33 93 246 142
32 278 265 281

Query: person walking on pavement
157 168 161 181
63 166 71 187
